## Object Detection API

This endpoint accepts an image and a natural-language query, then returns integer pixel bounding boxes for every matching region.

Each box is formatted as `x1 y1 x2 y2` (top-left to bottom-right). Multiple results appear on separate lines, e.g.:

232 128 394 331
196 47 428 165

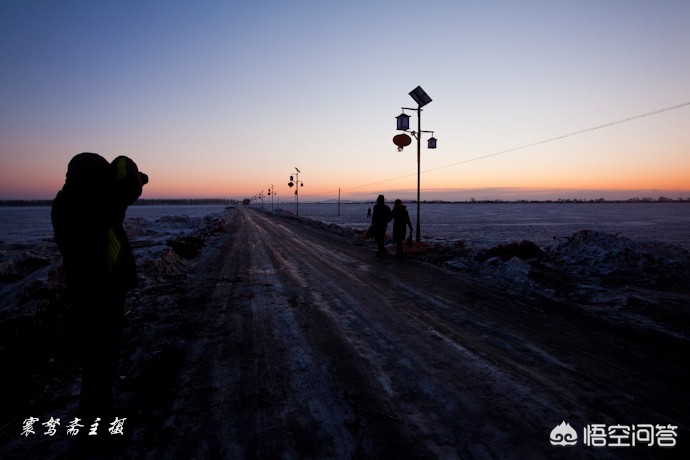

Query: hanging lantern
288 181 294 187
427 136 437 149
393 133 412 151
396 113 410 131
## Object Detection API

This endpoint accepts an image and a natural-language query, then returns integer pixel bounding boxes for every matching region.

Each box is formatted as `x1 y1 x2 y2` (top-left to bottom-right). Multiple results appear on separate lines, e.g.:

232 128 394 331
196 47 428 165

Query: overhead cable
302 100 690 197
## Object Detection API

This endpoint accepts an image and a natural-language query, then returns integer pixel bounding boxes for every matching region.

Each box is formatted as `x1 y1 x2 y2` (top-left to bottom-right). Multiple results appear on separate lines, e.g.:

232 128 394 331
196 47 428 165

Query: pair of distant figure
371 194 413 258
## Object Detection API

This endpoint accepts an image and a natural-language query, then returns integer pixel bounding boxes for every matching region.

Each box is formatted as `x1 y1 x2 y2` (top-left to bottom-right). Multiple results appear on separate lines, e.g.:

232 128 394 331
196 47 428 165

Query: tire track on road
244 209 569 458
148 207 688 459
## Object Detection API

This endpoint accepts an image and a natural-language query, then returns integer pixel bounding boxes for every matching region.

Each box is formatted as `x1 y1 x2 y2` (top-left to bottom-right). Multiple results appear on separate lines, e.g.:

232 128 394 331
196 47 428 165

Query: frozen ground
1 204 689 458
269 201 690 250
2 202 689 250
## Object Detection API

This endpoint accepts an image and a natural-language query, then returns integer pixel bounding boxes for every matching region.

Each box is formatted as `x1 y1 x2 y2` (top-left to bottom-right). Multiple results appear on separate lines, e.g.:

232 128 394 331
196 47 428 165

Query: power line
424 100 690 174
301 100 690 198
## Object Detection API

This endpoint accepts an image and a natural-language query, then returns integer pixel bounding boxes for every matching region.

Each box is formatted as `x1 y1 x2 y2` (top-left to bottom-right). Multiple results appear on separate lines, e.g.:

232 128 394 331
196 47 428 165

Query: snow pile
543 230 690 287
0 211 229 316
122 216 158 238
133 213 228 288
475 240 545 263
485 257 535 288
428 230 690 337
0 251 52 283
435 230 690 290
137 246 190 288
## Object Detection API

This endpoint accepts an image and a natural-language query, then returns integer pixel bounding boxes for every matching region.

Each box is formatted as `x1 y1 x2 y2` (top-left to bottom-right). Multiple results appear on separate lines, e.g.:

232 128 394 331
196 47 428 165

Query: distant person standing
371 194 392 257
367 207 372 219
391 199 413 258
51 153 148 419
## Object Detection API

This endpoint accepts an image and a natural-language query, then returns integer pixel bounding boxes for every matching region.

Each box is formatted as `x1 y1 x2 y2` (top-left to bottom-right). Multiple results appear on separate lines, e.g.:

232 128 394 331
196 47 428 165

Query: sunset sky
1 1 689 201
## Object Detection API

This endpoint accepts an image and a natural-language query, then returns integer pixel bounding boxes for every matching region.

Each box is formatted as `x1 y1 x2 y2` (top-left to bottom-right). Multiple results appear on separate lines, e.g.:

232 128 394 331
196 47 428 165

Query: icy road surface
120 207 688 459
5 205 687 459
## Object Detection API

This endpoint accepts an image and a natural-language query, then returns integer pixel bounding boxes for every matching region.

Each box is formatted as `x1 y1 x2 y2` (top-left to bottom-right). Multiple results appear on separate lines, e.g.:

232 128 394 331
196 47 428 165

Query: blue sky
1 0 689 201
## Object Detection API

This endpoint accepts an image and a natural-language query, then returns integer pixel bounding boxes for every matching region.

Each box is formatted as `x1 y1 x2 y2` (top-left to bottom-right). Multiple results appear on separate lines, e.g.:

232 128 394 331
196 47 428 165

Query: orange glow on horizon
0 153 690 201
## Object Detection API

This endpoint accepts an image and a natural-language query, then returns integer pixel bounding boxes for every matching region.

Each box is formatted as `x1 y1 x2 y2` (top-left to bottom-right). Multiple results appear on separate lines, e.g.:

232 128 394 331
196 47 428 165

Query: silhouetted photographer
52 153 148 419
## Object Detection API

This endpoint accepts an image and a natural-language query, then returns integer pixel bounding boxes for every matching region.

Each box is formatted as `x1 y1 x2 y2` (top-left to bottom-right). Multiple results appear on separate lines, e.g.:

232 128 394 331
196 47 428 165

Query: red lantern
393 133 412 151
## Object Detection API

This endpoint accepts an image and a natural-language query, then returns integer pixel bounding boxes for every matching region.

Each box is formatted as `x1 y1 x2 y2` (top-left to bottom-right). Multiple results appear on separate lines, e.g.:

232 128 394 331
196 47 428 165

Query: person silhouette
51 153 148 419
391 199 413 258
371 195 392 257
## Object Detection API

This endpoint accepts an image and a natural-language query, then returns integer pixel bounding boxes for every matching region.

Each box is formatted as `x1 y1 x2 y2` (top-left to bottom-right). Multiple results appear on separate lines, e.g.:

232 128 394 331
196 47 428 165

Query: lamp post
267 184 276 214
395 85 437 242
287 167 303 216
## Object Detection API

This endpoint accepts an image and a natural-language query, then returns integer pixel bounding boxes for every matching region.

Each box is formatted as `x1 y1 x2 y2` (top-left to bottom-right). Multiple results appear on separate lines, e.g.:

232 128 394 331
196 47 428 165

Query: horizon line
2 186 690 202
2 196 690 206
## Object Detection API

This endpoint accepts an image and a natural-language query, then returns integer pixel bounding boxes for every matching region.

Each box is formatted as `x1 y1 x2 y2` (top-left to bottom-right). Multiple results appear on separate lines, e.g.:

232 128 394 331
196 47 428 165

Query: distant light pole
394 85 437 242
267 184 276 214
287 167 303 216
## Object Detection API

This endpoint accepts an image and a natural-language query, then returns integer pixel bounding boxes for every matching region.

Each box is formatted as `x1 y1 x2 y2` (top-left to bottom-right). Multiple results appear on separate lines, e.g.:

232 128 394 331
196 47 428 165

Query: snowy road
127 207 689 458
3 206 689 459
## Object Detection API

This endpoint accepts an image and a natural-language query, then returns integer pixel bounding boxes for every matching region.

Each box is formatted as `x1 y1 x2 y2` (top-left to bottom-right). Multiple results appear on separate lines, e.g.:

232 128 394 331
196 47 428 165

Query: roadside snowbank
545 229 690 286
436 229 690 339
0 210 229 316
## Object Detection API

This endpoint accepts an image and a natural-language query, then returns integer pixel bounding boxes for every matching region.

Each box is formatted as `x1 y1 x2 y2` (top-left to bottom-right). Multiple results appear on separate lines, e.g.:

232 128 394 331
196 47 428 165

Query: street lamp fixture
396 112 410 131
267 184 276 214
427 133 437 149
393 85 437 242
287 167 303 216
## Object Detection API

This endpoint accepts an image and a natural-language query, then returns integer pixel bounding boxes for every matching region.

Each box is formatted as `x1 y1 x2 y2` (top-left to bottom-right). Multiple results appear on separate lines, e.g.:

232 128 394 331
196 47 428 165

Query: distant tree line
132 198 239 206
462 196 690 204
1 196 688 207
314 197 690 204
0 200 54 207
0 198 239 207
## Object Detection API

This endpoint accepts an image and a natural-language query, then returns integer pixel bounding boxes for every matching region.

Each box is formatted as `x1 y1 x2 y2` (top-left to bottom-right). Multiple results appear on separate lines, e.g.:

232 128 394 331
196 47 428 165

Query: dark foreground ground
1 206 689 459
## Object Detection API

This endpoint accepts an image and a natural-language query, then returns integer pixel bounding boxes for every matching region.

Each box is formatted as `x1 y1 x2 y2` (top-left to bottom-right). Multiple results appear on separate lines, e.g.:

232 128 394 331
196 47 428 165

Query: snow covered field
0 205 228 246
2 202 689 249
267 201 690 250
